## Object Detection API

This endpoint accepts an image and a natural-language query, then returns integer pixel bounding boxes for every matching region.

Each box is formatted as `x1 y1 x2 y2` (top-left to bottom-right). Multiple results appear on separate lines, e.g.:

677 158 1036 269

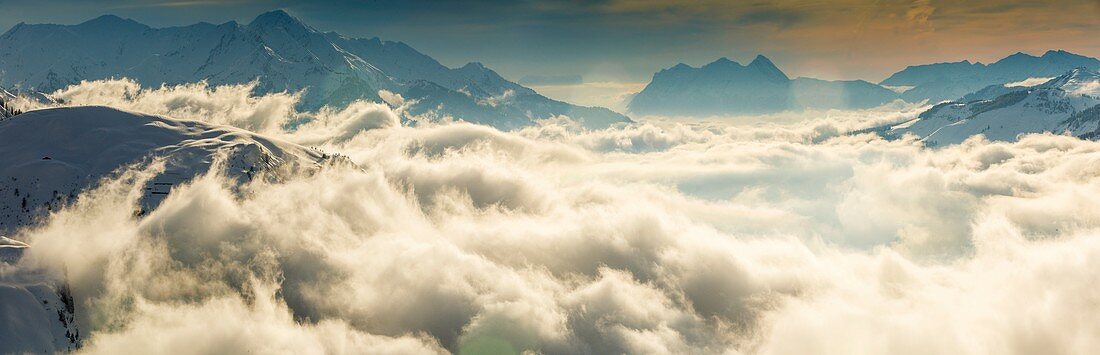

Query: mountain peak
1041 50 1097 63
1002 51 1039 61
668 63 692 71
0 11 631 129
461 62 487 70
249 9 312 32
81 14 124 24
76 14 149 32
748 54 789 81
1044 67 1099 88
708 57 738 66
255 9 293 20
749 54 773 65
1066 67 1094 77
1044 49 1070 57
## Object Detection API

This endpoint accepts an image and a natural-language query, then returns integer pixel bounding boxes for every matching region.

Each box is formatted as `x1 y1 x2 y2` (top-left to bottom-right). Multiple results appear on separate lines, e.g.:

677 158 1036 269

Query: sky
4 3 1100 353
0 0 1097 84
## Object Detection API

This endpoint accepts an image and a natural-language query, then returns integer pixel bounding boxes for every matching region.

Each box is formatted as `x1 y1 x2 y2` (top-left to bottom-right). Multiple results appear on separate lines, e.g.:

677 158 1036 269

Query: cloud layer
5 80 1100 354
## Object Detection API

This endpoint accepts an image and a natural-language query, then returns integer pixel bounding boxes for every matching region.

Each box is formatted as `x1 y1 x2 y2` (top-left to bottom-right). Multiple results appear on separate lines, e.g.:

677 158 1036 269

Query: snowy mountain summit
0 10 629 129
889 68 1100 145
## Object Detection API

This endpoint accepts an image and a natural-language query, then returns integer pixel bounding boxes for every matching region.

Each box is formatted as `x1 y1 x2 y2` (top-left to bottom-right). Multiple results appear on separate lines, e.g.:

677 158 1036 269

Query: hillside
888 68 1100 145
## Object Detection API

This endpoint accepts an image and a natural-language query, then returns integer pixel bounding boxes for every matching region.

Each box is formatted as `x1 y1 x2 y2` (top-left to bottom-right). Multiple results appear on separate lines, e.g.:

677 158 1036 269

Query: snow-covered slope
0 106 327 234
881 50 1100 103
0 11 629 129
889 68 1100 146
0 105 332 352
3 234 79 353
628 55 898 116
0 278 79 353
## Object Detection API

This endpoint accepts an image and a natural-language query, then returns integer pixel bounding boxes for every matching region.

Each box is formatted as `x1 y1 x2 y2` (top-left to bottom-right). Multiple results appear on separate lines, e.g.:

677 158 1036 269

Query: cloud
23 78 402 145
47 79 299 134
527 81 647 113
79 286 447 355
1005 77 1054 87
6 80 1100 353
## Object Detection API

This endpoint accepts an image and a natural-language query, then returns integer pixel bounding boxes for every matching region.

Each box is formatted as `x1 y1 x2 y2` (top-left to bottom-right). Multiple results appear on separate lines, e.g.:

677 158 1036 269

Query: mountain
881 50 1100 103
887 68 1100 146
0 106 329 234
0 11 629 129
0 105 335 351
627 55 899 116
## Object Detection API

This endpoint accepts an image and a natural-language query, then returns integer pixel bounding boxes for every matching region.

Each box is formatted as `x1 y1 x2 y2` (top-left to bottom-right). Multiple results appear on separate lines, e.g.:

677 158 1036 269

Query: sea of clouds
4 78 1100 354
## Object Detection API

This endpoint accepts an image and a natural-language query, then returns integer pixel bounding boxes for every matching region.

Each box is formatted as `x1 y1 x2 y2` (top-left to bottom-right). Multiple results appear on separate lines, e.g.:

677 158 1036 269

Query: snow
0 105 335 351
0 283 78 353
1066 77 1100 97
891 68 1100 145
0 106 326 234
0 11 629 129
1004 77 1054 87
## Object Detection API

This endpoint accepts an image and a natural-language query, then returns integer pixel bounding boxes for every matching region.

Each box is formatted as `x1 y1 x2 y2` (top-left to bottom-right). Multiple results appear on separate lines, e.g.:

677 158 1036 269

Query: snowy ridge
881 50 1100 103
889 68 1100 145
0 11 629 129
0 106 327 234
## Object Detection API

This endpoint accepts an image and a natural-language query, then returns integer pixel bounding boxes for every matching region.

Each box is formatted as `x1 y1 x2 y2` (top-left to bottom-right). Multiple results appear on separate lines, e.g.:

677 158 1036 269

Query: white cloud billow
4 80 1100 354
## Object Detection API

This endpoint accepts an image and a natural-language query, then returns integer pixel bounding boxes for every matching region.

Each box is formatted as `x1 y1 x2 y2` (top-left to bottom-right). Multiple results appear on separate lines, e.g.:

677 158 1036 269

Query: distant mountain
888 68 1100 146
881 50 1100 103
628 55 899 116
0 10 629 129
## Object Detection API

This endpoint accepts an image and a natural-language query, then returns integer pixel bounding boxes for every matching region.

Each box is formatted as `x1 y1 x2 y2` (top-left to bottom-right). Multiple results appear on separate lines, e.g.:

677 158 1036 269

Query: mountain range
887 68 1100 145
0 10 629 129
2 10 1099 144
880 50 1100 103
627 55 899 116
628 50 1100 118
